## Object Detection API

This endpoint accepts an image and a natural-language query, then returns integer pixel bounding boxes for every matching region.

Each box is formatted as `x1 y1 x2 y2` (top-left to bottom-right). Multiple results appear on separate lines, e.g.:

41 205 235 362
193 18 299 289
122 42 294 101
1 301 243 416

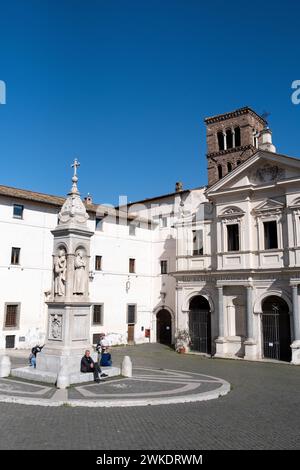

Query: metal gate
262 311 280 360
189 310 211 354
262 306 291 362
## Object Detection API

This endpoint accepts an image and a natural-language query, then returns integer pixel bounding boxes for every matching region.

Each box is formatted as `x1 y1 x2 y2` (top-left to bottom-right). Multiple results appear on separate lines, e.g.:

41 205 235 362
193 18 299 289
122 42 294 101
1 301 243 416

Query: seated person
80 350 108 383
100 347 112 367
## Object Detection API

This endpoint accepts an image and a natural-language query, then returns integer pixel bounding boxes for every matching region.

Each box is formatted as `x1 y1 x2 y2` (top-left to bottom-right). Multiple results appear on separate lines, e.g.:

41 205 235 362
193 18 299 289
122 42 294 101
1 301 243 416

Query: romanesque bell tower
205 106 267 186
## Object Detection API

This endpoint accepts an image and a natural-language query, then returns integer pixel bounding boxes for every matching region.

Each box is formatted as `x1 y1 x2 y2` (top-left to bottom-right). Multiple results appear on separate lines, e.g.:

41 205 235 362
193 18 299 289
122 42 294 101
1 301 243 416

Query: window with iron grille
11 247 21 265
129 258 135 273
127 304 136 324
93 333 103 344
92 304 103 325
95 255 102 271
160 260 168 274
4 304 19 328
13 204 24 219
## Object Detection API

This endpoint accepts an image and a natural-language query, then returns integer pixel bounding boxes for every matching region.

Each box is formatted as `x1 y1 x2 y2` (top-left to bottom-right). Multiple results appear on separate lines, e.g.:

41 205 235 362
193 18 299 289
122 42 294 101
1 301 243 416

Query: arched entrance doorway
261 296 291 362
189 296 211 354
156 309 172 345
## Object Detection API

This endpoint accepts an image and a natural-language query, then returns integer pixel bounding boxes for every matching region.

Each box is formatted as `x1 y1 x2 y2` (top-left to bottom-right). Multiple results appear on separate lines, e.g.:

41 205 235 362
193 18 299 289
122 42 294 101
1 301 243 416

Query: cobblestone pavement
1 343 300 449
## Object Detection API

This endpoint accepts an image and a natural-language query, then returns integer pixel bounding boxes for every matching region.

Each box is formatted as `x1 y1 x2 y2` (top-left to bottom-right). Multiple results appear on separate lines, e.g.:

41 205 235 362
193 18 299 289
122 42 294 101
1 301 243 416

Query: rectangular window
264 221 278 250
160 260 168 274
5 304 18 328
193 230 204 255
129 223 136 236
95 255 102 271
159 215 168 228
11 247 21 265
5 335 15 348
129 258 135 273
93 333 103 345
227 224 239 251
95 217 104 231
127 304 136 324
92 305 103 325
13 204 24 219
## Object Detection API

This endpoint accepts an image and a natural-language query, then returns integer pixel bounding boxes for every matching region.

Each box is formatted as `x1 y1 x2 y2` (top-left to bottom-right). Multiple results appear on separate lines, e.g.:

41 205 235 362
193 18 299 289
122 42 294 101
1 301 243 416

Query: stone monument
35 158 93 379
11 160 120 385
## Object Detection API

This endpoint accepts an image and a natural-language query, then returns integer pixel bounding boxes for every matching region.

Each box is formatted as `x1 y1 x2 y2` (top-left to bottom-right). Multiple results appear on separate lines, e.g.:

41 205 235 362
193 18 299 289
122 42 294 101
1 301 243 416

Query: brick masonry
205 107 266 186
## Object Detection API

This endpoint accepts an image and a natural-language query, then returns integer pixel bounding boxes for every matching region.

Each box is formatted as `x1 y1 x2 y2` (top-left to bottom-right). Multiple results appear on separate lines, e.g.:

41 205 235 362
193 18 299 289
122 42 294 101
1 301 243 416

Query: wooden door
127 324 135 344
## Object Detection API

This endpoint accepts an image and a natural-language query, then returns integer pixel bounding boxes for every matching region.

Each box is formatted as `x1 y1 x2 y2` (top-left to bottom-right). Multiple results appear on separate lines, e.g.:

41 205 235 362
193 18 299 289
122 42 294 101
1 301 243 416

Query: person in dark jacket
80 350 108 383
29 345 44 368
100 347 112 367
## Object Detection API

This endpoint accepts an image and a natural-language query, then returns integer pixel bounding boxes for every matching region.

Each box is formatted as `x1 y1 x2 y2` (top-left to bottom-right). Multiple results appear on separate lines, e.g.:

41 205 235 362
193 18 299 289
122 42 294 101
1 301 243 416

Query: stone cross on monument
71 158 80 194
34 159 94 384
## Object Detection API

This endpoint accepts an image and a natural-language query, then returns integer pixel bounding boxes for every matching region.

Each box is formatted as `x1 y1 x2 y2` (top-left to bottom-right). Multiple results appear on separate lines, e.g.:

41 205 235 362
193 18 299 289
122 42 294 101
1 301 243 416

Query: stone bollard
56 364 70 389
121 356 132 377
0 355 11 378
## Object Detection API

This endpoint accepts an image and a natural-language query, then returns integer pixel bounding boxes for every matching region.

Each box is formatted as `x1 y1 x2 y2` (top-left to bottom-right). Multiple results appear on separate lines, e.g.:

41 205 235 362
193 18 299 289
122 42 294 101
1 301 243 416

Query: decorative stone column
11 161 121 385
244 286 258 360
214 286 227 357
36 159 94 380
291 284 300 365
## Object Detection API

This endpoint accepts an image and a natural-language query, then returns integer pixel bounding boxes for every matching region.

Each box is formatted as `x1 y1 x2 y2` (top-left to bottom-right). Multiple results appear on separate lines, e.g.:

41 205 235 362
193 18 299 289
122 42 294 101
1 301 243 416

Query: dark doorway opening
156 309 172 345
189 296 211 354
262 296 291 362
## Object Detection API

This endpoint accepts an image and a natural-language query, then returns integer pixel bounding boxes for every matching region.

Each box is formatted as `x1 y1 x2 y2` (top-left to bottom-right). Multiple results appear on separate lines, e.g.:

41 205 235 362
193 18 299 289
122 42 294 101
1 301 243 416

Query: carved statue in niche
54 249 67 296
73 249 86 295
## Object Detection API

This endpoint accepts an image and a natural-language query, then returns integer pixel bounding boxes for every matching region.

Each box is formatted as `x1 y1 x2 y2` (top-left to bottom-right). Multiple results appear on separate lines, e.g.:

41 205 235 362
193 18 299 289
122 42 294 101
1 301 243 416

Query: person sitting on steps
80 349 108 383
100 346 112 367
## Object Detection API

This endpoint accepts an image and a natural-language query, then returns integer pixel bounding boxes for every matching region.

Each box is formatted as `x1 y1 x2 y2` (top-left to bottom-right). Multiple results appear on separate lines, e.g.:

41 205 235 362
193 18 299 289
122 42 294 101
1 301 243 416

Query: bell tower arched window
217 131 224 151
234 127 241 147
226 129 233 149
218 165 223 179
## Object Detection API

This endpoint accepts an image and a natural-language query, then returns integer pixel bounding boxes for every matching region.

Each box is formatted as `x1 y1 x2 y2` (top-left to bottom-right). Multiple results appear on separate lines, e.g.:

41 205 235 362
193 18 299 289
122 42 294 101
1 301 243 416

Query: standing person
96 334 106 363
80 350 108 383
29 345 44 368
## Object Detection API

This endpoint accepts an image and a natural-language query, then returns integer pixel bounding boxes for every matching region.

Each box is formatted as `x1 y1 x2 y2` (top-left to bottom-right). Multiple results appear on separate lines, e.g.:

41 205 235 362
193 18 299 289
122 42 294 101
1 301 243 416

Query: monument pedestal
36 302 91 375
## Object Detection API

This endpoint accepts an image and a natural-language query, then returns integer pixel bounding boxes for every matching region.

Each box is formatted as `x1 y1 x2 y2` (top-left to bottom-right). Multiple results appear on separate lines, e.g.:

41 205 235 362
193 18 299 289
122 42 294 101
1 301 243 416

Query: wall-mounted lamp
89 270 95 281
126 277 131 292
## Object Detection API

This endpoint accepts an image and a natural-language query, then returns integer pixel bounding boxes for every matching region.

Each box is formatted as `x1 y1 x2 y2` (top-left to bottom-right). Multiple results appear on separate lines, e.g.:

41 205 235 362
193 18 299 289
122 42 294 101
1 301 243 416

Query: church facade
1 106 299 365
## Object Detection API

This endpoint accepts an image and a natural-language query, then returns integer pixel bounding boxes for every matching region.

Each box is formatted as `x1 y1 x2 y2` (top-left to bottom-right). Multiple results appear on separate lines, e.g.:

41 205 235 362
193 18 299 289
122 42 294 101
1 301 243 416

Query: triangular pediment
252 198 284 214
206 150 300 196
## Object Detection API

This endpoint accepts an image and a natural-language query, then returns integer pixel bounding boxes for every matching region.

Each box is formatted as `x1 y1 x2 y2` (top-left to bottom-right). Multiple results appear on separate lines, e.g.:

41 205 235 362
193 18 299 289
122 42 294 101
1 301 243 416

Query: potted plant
175 329 191 354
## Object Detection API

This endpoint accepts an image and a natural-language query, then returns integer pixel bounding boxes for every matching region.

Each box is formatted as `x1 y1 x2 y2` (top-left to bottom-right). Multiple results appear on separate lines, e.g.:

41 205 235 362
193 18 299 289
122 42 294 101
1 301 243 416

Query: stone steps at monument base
11 366 121 385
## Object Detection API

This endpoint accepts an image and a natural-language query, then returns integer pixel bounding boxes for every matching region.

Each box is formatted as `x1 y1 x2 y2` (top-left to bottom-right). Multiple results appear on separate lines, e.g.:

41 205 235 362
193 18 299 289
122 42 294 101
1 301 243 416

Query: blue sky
0 0 299 205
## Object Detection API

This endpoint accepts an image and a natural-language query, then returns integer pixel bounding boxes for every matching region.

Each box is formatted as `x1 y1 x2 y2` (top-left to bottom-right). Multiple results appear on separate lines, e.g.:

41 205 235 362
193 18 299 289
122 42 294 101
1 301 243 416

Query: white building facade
1 106 300 365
